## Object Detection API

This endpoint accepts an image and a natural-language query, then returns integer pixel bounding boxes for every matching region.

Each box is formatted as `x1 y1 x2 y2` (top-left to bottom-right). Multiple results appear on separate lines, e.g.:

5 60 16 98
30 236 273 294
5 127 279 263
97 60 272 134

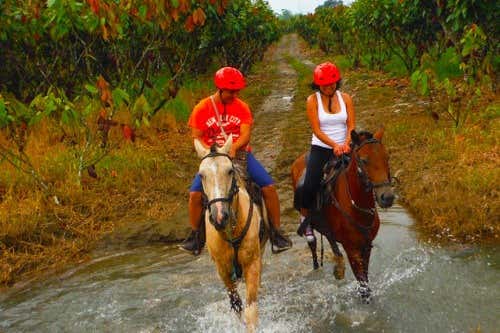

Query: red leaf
122 124 135 142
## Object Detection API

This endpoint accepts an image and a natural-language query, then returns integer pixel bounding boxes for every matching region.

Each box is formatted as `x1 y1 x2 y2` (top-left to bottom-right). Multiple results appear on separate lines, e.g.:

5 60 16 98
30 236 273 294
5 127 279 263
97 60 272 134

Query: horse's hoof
333 266 345 280
358 285 371 303
313 261 319 270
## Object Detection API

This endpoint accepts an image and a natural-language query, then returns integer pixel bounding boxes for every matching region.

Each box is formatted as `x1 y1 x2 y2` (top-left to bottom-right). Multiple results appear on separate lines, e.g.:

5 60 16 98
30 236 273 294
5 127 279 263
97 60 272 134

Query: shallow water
1 205 498 333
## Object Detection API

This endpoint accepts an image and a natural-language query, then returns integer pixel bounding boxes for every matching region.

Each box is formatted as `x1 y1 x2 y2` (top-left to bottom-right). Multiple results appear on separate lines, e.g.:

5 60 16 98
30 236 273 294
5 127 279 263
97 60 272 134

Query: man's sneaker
179 229 204 255
305 225 316 243
270 228 292 253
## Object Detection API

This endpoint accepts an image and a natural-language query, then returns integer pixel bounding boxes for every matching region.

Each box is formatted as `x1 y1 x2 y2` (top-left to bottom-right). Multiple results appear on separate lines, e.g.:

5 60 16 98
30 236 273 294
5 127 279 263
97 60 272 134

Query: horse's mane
357 130 373 139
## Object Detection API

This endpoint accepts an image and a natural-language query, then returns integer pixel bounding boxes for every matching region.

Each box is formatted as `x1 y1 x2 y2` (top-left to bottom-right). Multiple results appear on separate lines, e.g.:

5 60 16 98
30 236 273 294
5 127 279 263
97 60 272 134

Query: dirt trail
248 35 309 233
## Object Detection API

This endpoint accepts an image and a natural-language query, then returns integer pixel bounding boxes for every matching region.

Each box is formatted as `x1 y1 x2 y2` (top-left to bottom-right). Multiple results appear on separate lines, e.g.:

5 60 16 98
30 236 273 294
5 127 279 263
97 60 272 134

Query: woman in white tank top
298 62 356 242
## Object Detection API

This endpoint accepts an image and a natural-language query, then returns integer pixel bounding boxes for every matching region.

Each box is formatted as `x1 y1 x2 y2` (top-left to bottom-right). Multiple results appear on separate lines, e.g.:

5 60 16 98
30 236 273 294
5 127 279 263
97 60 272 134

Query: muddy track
249 35 311 233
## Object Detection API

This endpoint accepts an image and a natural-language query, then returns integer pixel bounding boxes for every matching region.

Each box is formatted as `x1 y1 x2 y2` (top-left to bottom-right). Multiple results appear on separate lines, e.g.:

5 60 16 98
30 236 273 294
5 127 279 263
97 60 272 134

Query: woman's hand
341 143 351 154
333 145 343 156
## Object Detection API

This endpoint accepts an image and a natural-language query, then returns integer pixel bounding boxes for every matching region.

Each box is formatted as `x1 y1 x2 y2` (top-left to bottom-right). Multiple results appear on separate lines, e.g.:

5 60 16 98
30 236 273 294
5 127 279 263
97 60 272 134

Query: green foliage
200 0 281 73
165 98 190 122
283 0 497 128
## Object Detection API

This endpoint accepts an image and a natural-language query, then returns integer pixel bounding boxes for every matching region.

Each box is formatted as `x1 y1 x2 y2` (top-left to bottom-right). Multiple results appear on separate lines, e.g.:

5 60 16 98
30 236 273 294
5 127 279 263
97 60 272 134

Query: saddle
293 153 350 212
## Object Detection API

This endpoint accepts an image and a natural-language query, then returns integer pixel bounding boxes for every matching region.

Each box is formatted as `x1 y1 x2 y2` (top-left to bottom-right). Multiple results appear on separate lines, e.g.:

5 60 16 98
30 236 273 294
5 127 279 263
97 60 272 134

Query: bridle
353 138 392 193
200 149 253 282
330 138 392 239
200 151 239 215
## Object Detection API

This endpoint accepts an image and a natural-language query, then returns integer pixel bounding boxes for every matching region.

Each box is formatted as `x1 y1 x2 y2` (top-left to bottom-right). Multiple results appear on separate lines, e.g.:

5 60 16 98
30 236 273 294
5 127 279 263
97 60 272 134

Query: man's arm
229 123 251 157
191 127 209 148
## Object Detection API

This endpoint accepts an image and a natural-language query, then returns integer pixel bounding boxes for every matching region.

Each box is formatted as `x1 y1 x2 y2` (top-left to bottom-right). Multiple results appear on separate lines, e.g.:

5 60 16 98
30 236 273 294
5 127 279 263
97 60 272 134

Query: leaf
47 0 57 8
132 94 151 120
139 5 148 19
192 8 206 26
85 84 98 94
112 88 130 106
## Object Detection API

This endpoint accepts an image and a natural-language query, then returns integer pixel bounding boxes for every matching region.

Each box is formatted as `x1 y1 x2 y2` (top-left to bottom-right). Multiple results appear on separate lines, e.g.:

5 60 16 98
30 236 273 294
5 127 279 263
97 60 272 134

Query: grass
0 78 214 288
0 44 281 289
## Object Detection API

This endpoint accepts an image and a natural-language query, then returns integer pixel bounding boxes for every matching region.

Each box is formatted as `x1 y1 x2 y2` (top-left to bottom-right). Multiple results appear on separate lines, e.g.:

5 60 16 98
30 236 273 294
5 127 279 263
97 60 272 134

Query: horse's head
351 127 395 208
194 136 238 232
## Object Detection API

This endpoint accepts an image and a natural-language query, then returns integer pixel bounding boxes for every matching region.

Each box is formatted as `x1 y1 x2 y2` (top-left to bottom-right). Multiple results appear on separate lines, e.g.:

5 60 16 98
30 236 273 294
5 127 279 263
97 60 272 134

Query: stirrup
270 229 292 254
179 230 203 255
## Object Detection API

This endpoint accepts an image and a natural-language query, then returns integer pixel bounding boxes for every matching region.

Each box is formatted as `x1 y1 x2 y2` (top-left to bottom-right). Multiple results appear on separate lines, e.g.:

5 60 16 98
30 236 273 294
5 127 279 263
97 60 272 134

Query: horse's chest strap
228 202 253 282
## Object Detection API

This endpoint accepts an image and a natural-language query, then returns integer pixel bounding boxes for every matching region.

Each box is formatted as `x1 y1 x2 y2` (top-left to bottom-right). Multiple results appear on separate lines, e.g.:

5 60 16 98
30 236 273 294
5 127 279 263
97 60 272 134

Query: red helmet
214 67 246 90
313 62 341 86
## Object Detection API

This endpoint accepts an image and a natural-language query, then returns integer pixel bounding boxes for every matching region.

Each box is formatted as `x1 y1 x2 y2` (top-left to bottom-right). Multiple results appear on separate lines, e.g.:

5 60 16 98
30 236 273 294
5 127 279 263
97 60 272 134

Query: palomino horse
194 136 268 333
292 127 394 300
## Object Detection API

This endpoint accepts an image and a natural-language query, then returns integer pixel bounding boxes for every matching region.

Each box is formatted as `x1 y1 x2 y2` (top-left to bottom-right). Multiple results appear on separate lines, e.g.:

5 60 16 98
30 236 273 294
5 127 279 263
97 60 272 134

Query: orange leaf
216 4 224 15
87 0 100 15
179 0 190 12
122 124 135 142
192 8 206 26
170 8 179 21
184 15 195 32
101 24 109 40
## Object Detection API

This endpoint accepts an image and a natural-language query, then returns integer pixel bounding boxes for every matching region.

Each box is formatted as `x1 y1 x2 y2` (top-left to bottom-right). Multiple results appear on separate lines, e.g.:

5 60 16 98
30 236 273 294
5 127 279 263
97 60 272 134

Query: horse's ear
219 134 233 154
351 129 361 146
194 139 209 158
374 126 385 142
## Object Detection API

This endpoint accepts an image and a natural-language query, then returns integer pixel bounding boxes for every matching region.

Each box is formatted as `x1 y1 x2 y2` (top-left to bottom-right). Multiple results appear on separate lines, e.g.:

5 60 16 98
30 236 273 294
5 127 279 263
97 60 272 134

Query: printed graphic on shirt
205 114 242 147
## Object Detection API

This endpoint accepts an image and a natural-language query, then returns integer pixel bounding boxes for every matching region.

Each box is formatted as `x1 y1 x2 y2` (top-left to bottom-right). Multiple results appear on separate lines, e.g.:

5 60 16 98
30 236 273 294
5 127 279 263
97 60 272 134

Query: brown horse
194 136 268 333
291 127 394 300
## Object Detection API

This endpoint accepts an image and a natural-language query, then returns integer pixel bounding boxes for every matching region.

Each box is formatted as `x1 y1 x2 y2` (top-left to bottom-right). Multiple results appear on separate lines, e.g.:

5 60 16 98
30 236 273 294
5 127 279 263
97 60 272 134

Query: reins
329 138 390 239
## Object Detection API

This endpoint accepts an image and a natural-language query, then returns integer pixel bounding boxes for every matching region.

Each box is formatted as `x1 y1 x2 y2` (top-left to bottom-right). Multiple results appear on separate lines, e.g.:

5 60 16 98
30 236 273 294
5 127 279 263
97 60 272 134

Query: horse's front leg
223 277 243 315
324 235 345 280
214 262 243 315
344 246 371 302
243 258 261 333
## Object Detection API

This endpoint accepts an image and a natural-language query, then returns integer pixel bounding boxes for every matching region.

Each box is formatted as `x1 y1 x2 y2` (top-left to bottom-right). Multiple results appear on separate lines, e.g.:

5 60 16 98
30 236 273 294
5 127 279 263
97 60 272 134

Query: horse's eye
228 168 234 175
360 158 368 165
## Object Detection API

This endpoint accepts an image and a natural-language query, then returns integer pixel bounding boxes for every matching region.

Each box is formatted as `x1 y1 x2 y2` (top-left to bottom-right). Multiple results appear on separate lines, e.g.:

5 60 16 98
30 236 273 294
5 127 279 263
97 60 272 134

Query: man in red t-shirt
180 67 292 255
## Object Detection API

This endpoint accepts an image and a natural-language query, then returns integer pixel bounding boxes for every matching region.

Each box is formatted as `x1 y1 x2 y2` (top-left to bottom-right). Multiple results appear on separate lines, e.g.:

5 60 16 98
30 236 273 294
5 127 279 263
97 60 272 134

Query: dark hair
310 79 343 91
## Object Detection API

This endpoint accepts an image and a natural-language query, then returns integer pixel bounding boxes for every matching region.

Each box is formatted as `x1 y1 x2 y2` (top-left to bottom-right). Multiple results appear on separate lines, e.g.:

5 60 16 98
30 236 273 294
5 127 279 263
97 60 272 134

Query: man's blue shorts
189 152 274 192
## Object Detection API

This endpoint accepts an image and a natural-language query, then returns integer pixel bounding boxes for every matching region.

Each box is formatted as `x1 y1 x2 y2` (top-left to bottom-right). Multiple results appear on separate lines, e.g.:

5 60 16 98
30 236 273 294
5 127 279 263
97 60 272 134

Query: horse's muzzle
378 190 395 208
209 206 229 231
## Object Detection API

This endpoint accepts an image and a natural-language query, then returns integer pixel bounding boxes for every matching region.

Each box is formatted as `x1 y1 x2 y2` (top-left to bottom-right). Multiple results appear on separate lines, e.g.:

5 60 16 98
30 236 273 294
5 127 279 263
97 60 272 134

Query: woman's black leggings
301 145 334 210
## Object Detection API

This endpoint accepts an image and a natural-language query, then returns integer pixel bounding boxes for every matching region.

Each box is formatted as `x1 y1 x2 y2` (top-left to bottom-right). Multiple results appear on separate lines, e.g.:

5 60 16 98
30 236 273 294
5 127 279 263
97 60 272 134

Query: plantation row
0 0 279 127
285 0 498 127
0 0 280 189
